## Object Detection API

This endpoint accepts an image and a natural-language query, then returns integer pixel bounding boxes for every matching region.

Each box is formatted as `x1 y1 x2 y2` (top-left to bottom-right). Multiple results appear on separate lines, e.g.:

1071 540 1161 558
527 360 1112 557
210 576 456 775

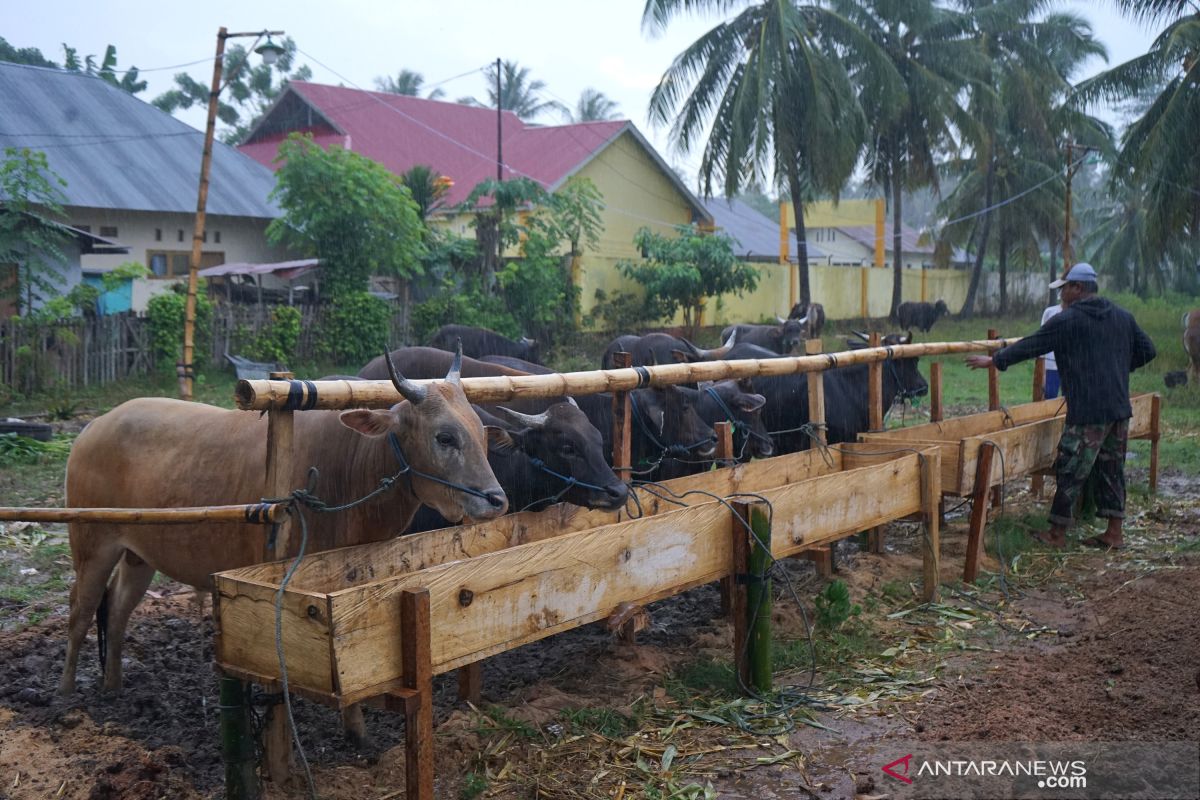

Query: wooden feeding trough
214 443 940 799
859 392 1160 581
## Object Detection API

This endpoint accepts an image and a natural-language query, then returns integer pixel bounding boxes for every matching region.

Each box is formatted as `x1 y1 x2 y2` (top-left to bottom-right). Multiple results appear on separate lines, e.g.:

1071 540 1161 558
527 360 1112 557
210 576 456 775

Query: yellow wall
784 198 881 229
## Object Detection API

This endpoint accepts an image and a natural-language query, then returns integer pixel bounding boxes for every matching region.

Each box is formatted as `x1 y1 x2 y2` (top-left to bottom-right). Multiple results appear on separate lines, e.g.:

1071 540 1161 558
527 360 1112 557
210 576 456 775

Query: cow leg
59 533 125 695
100 551 156 692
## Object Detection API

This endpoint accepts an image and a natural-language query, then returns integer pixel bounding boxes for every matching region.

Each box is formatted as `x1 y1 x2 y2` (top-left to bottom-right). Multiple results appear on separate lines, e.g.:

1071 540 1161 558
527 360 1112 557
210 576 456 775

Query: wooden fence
1 301 412 395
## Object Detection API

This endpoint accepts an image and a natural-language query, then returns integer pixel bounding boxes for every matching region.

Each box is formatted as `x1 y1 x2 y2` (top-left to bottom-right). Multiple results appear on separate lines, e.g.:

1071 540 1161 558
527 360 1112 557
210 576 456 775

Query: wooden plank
805 339 826 446
213 575 336 694
400 589 434 800
958 417 1065 493
987 329 1000 412
964 442 995 583
219 447 844 594
929 362 943 423
859 397 1066 444
1128 392 1156 439
849 437 962 496
1148 393 1160 494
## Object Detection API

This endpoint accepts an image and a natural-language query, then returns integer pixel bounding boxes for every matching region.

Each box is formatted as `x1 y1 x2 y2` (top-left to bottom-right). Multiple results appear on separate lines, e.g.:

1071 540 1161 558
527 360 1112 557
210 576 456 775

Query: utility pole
496 57 502 182
1062 141 1075 271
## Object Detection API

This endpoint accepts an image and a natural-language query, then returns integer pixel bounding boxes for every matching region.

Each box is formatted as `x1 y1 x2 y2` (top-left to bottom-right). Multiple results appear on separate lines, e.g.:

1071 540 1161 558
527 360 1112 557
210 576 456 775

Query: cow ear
735 393 766 412
697 380 714 389
670 349 689 363
737 377 755 393
485 425 520 454
340 409 393 438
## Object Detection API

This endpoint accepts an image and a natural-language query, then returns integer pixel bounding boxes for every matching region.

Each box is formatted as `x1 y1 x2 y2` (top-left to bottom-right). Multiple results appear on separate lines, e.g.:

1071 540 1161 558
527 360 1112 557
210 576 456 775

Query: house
237 81 712 320
0 61 290 312
702 197 828 263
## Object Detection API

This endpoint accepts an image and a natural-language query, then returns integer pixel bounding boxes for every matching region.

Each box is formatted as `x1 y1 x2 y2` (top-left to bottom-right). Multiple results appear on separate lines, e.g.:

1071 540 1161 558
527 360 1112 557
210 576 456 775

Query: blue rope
527 457 613 493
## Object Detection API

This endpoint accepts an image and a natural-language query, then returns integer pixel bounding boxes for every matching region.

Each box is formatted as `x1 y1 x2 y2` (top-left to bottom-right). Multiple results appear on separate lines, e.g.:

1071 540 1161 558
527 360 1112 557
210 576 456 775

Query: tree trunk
959 147 995 320
787 170 812 308
997 221 1008 315
889 159 904 322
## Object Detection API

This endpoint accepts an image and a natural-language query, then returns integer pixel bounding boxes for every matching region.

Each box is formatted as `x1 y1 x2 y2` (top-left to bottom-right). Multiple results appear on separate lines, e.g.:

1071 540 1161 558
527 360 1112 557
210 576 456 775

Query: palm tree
644 0 900 307
941 1 1106 318
400 164 451 221
374 69 445 100
464 61 564 121
831 0 978 320
565 88 621 122
62 44 146 94
1074 1 1200 255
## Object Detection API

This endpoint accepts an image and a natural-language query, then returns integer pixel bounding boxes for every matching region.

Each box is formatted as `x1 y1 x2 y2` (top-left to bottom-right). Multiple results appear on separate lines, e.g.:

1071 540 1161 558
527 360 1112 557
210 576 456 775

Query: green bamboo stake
220 674 258 800
746 504 772 693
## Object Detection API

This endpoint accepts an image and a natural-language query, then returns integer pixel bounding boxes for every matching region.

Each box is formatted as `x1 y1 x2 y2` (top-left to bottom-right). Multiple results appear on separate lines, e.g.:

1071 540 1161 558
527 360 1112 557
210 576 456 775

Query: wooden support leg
868 528 886 554
219 674 258 800
715 421 735 618
1031 358 1046 498
986 331 1002 511
728 502 751 687
457 662 482 705
730 500 772 693
263 696 293 787
400 588 434 800
341 704 367 747
964 442 996 584
800 546 832 579
1149 394 1161 494
920 450 942 602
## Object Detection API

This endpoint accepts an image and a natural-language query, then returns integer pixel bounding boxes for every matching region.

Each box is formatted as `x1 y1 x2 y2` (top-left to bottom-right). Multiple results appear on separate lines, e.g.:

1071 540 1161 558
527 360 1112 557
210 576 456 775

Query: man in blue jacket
966 263 1156 549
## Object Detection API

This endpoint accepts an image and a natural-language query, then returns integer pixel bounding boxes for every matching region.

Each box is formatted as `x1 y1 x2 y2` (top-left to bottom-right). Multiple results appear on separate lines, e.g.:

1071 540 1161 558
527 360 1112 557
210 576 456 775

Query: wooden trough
860 392 1161 581
214 443 940 798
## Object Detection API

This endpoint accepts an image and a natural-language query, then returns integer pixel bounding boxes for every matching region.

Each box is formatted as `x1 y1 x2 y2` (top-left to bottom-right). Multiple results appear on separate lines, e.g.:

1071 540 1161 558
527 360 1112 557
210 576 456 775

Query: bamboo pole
236 339 1021 412
0 504 288 524
611 352 633 482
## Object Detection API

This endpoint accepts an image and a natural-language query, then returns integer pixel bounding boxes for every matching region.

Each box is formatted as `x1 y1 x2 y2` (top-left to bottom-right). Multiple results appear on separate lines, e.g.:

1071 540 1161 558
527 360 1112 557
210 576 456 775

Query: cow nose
484 490 507 509
605 484 628 501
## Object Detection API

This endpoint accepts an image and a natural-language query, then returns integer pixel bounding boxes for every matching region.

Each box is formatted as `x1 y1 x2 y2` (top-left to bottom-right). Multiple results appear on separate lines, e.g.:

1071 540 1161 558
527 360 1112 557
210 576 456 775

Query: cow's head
773 316 806 353
491 401 628 510
1165 370 1188 388
638 385 717 460
882 331 928 399
934 299 949 316
519 337 541 365
695 379 773 458
339 348 508 523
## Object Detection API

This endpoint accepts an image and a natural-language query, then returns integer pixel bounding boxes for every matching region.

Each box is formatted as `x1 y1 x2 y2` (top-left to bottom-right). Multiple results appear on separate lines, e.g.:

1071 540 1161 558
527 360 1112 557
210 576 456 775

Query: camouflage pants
1049 419 1129 526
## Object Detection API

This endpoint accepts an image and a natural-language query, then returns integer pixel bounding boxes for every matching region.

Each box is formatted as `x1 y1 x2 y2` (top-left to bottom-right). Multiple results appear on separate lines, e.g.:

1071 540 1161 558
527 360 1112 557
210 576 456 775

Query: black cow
895 300 949 333
720 318 805 355
788 302 826 339
480 355 553 374
725 333 927 453
428 324 541 364
678 380 772 461
599 332 736 369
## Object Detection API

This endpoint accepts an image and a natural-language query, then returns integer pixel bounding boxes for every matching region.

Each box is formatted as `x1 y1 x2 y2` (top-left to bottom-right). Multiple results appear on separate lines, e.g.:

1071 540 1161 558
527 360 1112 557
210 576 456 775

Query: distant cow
895 300 949 333
720 317 805 355
788 302 826 339
428 324 541 364
1184 310 1200 384
600 331 738 369
726 332 927 454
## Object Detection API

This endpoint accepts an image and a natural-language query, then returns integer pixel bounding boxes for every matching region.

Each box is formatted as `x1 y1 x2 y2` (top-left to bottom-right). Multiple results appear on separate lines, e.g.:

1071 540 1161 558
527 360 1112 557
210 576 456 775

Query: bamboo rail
0 503 288 524
235 339 1022 411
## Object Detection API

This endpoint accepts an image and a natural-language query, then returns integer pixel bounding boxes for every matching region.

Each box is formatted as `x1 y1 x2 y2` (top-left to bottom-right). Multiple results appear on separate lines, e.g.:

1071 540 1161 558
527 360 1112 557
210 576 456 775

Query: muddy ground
0 471 1198 800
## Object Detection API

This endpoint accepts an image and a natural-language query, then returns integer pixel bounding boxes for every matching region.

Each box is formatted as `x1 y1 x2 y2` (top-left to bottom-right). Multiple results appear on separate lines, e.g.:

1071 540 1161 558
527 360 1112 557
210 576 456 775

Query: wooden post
800 546 832 578
929 361 943 423
985 332 1001 509
611 352 633 482
736 501 772 693
220 674 257 800
1031 358 1047 497
401 588 434 800
1149 393 1161 494
728 501 750 687
920 450 941 602
263 372 295 783
964 441 996 583
457 663 482 705
717 421 736 618
805 339 825 446
868 334 886 553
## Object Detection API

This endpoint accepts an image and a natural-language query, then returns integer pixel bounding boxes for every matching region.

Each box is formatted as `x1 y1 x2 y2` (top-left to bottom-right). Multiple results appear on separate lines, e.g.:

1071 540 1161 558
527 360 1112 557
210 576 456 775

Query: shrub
316 292 391 367
410 279 517 344
249 305 301 366
146 285 212 369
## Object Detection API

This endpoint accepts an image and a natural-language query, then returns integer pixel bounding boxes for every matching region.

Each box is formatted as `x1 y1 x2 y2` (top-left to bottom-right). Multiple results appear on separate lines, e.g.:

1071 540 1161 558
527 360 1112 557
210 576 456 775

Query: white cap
1049 262 1097 289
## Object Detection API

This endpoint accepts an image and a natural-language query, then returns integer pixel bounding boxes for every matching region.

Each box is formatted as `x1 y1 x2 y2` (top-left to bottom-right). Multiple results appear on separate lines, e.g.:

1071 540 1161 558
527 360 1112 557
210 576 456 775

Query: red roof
239 82 630 208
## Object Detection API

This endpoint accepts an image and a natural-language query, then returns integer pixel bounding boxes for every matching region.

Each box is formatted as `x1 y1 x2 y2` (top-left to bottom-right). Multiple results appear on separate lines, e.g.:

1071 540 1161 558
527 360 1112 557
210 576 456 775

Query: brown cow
1185 310 1200 384
60 351 507 694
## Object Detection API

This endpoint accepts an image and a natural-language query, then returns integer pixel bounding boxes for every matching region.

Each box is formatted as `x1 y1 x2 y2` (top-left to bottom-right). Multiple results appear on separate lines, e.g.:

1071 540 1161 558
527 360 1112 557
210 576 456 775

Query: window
146 250 225 279
75 224 91 233
99 225 118 238
214 231 221 244
830 230 836 242
155 228 162 242
178 229 185 243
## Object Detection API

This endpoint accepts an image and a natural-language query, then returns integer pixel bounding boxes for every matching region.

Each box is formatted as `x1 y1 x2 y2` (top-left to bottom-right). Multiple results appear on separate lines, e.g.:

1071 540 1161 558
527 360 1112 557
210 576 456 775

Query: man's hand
965 355 993 370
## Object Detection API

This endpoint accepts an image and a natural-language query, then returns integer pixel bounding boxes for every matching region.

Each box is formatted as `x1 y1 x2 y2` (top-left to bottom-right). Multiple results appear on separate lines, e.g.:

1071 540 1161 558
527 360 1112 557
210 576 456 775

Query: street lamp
179 27 285 400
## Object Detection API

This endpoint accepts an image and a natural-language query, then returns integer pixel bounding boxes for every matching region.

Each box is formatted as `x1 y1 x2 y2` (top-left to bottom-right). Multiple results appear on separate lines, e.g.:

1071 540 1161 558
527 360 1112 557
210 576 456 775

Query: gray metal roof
703 197 827 261
0 62 279 218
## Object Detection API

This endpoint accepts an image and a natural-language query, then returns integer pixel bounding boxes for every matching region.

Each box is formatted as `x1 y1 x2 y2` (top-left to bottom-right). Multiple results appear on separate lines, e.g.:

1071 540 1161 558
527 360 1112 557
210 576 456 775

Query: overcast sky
8 0 1160 187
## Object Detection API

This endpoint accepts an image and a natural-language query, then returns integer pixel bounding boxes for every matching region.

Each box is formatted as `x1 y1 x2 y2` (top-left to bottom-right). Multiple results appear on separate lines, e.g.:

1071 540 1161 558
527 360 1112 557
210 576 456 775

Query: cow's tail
96 586 109 676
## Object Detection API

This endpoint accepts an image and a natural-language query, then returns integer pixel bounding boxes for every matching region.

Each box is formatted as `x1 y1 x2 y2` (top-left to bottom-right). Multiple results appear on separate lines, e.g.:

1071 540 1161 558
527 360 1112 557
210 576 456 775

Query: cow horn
565 396 579 408
795 314 809 326
385 350 427 405
677 337 705 359
722 328 738 347
494 406 550 429
446 339 463 384
852 330 871 342
775 315 787 324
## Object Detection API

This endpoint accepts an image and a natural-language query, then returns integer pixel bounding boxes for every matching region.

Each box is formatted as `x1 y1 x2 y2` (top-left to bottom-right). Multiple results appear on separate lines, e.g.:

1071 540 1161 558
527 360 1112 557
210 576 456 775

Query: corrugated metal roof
0 62 279 218
239 82 711 222
837 224 935 255
199 258 319 279
703 198 827 261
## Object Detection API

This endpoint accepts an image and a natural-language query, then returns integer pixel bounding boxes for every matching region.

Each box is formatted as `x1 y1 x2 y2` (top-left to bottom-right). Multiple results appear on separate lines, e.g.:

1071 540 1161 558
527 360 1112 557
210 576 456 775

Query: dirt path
1 480 1197 799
